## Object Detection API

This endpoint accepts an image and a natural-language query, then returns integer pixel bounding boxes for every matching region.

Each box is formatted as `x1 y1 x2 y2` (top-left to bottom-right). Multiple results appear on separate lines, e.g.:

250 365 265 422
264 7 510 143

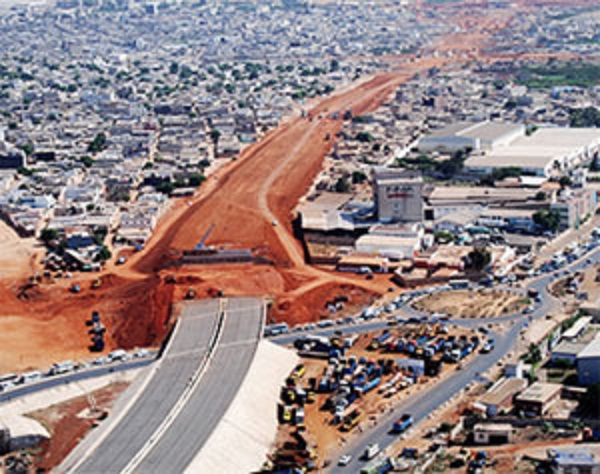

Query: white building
418 121 525 153
465 127 600 178
372 168 423 223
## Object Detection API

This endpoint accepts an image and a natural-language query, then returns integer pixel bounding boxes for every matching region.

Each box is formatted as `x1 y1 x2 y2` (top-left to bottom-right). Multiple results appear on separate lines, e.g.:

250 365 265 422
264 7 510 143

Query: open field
414 290 530 318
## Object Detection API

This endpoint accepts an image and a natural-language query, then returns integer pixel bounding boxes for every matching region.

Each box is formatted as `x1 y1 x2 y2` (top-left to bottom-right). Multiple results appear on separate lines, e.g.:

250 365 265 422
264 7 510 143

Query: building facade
373 168 423 223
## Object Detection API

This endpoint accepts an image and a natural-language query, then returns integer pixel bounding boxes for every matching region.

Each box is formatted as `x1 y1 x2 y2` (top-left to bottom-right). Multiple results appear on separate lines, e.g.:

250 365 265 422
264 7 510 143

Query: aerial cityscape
0 0 599 472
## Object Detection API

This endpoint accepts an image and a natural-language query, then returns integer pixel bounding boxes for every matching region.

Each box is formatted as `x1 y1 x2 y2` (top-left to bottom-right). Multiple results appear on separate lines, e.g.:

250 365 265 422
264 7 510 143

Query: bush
96 245 112 262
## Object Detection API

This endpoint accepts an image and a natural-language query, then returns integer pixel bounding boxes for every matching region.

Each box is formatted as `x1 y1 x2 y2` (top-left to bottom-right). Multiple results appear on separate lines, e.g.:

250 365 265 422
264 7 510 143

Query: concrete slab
186 341 298 473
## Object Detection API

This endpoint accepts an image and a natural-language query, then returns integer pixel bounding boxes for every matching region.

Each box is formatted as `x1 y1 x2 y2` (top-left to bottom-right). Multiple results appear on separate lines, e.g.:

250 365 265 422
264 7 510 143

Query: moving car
393 414 414 434
363 443 380 460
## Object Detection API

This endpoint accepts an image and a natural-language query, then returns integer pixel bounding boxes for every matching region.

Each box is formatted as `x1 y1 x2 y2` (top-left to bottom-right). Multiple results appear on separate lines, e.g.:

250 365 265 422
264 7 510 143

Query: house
547 448 600 474
514 382 562 416
417 121 525 153
577 335 600 385
551 341 585 367
475 377 527 417
473 423 513 445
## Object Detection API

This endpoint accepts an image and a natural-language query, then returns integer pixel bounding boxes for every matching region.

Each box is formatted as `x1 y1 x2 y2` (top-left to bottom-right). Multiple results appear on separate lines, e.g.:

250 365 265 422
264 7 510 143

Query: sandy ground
0 220 39 279
29 381 130 471
414 290 529 319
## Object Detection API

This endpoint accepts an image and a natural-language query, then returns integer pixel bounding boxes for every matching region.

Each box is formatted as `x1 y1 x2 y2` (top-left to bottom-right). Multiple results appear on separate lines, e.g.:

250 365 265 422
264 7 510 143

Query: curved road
327 247 600 473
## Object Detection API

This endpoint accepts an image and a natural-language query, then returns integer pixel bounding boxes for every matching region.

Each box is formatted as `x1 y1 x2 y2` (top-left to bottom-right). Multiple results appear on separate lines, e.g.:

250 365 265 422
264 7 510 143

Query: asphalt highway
73 299 222 474
327 247 600 472
7 243 599 473
0 358 154 404
132 297 264 473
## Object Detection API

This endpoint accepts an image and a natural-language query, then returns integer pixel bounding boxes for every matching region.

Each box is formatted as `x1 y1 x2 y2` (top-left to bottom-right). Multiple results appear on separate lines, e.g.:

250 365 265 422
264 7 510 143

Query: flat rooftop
428 186 537 203
512 127 600 149
473 423 513 433
297 192 355 231
577 334 600 360
552 340 587 356
479 377 527 407
426 121 523 142
465 153 558 171
515 382 562 404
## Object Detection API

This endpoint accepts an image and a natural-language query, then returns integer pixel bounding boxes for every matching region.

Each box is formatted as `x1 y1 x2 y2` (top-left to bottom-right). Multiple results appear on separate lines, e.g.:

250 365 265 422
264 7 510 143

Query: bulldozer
184 288 196 300
165 274 177 284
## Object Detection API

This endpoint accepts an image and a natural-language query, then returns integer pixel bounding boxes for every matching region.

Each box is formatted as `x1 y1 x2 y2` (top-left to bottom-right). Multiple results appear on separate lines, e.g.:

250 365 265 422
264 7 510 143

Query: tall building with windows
372 168 423 223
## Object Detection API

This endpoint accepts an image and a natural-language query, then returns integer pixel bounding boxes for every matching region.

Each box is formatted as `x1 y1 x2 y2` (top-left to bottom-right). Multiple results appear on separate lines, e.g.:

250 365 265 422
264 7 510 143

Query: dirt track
0 71 413 372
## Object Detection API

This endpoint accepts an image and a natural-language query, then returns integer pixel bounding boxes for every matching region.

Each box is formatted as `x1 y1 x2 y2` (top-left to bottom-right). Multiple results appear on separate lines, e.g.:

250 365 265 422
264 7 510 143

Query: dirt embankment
0 71 407 372
30 381 130 471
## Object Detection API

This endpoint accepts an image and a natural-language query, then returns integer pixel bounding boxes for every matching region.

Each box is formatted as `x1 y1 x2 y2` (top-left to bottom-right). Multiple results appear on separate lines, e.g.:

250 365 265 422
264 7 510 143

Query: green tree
334 176 350 193
80 155 94 168
533 209 561 232
188 173 205 187
40 228 58 244
19 142 34 156
209 128 221 155
465 248 491 272
559 175 572 188
87 133 107 153
355 132 374 143
351 170 367 184
17 166 32 176
434 231 454 244
570 106 600 128
524 343 542 365
96 245 112 262
156 181 174 195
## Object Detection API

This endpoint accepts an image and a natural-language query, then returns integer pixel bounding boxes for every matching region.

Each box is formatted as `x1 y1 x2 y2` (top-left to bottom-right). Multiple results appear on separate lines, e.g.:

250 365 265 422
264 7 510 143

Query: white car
338 454 352 466
134 348 150 358
363 443 380 460
93 356 110 366
108 349 128 362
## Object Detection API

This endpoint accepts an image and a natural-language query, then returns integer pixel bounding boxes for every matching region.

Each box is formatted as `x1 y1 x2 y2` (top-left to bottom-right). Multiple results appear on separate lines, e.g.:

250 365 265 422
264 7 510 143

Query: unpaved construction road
0 1 582 372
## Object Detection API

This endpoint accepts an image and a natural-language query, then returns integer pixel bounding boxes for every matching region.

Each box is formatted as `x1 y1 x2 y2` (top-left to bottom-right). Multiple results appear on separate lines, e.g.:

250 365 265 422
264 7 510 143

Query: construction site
0 0 594 375
0 0 598 470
